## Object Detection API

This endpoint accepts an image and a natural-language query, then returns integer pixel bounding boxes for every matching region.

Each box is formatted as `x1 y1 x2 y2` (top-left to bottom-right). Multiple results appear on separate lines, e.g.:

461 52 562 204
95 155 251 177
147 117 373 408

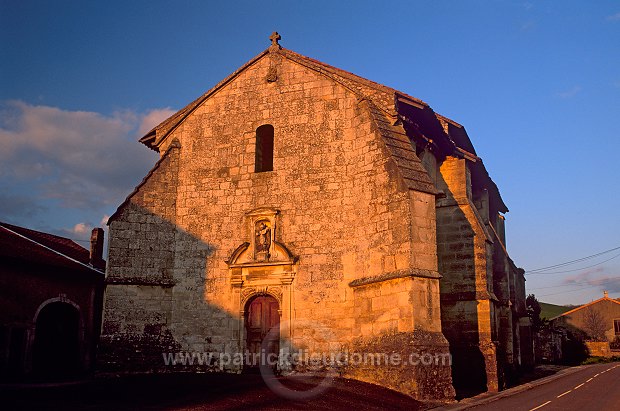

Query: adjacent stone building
0 222 105 380
100 34 531 400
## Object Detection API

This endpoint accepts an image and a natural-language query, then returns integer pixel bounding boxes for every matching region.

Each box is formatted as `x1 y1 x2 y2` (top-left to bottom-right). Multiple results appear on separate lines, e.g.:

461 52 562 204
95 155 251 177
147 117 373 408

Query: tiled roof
0 221 102 274
280 48 427 115
550 296 620 320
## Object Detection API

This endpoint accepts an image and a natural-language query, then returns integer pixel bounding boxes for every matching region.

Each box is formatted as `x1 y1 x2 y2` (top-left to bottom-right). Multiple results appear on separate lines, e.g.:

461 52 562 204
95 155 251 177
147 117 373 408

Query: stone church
100 33 532 400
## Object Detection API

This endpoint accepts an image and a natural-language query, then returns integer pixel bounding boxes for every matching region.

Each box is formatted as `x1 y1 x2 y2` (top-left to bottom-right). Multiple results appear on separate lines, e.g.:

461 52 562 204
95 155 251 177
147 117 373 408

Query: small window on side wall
255 124 274 173
614 319 620 335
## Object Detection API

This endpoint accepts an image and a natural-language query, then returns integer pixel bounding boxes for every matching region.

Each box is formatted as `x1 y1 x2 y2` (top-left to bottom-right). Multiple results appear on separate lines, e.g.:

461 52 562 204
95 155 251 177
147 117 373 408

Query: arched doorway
32 302 80 378
245 295 280 369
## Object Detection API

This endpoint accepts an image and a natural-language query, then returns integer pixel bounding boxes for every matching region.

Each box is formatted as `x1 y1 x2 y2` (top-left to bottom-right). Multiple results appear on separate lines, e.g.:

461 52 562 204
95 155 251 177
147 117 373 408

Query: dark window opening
614 319 620 335
255 125 274 172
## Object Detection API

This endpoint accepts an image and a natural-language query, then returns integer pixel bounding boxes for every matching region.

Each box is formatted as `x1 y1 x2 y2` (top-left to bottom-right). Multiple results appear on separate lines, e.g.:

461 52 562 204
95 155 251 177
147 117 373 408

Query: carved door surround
226 207 297 358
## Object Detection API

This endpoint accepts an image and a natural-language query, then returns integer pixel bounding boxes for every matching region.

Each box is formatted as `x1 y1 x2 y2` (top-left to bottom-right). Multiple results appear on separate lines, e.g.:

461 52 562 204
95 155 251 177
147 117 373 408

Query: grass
540 302 577 320
581 356 620 365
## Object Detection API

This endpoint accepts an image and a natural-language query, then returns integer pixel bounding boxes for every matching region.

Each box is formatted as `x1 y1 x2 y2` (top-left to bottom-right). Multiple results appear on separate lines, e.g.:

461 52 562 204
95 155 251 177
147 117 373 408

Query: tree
526 294 543 331
582 309 607 341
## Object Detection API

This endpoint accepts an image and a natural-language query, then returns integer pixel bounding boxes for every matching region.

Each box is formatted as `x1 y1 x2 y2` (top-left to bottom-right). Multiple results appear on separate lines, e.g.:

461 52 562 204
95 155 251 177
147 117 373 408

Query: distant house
552 291 620 342
551 291 620 356
0 222 105 380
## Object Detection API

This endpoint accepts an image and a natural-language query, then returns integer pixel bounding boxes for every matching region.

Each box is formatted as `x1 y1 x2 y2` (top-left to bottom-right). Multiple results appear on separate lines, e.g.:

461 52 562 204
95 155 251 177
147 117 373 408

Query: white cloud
556 85 582 99
72 222 91 235
138 108 176 136
606 12 620 21
563 268 620 293
0 101 167 211
520 20 536 32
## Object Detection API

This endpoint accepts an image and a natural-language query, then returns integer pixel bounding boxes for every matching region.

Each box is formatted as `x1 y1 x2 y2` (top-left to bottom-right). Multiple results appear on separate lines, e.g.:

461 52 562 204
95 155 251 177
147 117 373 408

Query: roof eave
550 296 620 320
139 132 158 151
0 225 104 275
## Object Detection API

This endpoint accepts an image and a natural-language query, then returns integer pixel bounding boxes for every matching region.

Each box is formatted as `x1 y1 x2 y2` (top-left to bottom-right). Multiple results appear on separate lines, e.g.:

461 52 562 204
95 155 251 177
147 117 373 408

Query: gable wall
102 54 443 363
167 55 427 344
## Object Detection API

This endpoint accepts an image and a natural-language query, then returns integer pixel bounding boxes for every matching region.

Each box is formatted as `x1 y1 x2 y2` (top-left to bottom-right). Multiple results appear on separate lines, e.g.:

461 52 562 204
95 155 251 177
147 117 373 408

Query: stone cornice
105 277 176 287
348 268 441 288
440 290 500 303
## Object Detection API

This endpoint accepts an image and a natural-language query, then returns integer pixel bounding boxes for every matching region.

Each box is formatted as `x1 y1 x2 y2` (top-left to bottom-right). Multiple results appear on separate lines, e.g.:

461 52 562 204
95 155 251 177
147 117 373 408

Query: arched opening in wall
245 294 279 369
255 124 274 172
32 302 80 379
450 346 488 399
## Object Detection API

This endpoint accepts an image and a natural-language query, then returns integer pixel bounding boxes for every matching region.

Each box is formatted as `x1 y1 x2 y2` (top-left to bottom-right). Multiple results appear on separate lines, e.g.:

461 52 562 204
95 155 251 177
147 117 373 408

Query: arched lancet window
255 124 274 172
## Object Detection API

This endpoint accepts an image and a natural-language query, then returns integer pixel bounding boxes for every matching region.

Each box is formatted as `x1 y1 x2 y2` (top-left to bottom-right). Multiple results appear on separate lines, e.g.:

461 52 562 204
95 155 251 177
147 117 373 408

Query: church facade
99 34 531 400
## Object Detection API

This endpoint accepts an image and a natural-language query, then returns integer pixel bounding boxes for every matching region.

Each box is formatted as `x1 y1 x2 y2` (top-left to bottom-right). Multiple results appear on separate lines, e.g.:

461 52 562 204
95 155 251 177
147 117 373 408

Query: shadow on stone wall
435 171 490 399
97 204 455 401
99 204 221 373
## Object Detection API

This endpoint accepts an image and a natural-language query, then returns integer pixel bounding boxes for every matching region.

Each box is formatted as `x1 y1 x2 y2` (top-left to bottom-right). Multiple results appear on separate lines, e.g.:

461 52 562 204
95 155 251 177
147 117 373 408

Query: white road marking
528 365 616 411
529 401 552 411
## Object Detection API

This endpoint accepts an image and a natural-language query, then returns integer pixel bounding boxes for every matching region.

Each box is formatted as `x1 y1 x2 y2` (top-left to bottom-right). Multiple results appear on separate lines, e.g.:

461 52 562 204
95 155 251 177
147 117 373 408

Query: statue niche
254 220 272 262
227 207 297 360
226 208 297 287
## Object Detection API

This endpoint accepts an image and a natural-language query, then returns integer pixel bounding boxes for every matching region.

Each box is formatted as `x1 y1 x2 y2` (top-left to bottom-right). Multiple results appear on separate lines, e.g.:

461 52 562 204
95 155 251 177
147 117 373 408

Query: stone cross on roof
269 32 281 49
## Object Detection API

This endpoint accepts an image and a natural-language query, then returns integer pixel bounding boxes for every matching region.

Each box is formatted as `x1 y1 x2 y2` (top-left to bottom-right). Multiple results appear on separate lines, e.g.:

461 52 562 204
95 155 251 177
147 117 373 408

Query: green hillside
540 302 577 320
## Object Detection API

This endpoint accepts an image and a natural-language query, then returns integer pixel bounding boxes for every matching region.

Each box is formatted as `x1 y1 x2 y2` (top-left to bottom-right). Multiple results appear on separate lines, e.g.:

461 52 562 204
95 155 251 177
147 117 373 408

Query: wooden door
245 295 280 366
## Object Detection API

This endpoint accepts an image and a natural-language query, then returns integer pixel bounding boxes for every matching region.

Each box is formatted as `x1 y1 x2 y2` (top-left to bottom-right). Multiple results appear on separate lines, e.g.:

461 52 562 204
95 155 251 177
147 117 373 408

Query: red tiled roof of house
0 221 102 274
550 294 620 320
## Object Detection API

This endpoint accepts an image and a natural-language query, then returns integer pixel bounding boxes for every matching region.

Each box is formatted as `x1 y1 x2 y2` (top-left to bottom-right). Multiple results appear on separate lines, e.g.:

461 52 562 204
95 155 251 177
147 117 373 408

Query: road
471 362 620 411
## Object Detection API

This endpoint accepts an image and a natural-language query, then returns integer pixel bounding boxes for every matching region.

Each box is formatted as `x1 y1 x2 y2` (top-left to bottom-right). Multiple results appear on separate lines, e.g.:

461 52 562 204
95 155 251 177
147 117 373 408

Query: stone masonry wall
436 156 499 393
162 55 416 352
100 146 182 371
101 52 453 399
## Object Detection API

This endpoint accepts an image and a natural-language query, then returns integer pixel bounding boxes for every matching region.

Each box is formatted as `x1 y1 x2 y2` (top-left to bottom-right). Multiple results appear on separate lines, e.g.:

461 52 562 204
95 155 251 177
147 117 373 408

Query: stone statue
255 221 271 253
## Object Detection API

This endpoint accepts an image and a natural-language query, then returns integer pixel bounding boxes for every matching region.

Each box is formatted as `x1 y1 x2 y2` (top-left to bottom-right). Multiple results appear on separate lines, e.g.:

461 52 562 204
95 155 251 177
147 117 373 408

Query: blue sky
1 0 619 305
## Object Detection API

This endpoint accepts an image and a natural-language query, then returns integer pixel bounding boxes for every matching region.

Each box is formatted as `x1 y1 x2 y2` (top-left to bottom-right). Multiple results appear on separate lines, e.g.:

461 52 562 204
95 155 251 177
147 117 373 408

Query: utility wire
529 276 620 291
525 245 620 274
525 252 620 275
537 282 618 298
